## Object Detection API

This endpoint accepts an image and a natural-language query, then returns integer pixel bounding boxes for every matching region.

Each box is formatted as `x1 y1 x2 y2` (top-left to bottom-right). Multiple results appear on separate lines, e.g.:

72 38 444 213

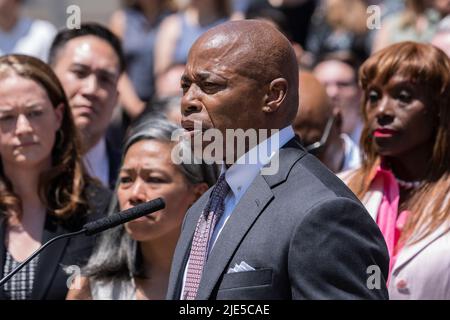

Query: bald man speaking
167 20 389 300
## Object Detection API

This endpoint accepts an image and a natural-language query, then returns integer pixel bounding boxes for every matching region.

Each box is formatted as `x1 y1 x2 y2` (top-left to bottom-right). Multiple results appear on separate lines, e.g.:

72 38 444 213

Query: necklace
395 177 424 190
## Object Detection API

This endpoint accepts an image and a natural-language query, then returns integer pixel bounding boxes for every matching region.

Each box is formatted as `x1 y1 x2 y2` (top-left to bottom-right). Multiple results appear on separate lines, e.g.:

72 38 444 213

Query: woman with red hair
342 41 450 299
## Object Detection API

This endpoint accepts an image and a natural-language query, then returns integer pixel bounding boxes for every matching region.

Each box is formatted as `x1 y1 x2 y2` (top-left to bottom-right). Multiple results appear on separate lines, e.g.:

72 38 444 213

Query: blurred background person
151 62 185 125
293 72 360 173
0 54 110 300
244 1 305 66
0 0 56 61
109 0 176 120
313 52 363 145
341 42 450 299
305 0 370 67
154 63 185 100
144 96 182 125
154 0 231 76
66 117 219 300
265 0 317 48
230 0 254 19
431 14 450 57
49 23 125 190
372 0 450 53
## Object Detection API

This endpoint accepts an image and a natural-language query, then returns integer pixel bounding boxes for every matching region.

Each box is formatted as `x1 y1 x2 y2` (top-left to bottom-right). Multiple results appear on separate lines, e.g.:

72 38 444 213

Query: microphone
0 198 165 287
83 197 165 235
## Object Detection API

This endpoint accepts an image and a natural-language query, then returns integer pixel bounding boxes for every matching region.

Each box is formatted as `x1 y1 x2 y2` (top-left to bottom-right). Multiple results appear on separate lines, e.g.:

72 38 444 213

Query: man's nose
15 114 33 135
375 97 395 126
326 83 339 99
80 74 99 95
181 84 203 116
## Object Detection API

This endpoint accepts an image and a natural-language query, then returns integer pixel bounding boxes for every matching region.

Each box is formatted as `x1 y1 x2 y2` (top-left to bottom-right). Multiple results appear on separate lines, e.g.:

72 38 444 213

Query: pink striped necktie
183 173 230 300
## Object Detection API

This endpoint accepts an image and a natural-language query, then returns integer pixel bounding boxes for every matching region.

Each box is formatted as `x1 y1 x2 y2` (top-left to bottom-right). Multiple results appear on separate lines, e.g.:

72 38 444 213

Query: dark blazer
0 183 111 300
167 137 390 300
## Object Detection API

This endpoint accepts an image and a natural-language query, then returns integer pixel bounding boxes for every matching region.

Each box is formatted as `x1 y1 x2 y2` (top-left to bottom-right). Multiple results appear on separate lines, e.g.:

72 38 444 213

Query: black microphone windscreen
83 198 165 236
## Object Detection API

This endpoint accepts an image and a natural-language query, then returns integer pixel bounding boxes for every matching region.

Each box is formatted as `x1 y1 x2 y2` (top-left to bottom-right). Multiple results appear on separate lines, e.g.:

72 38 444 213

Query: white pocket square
227 261 256 274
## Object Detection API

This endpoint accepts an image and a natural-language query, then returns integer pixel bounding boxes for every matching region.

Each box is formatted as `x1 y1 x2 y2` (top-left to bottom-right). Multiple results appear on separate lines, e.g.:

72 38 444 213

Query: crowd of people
0 0 449 300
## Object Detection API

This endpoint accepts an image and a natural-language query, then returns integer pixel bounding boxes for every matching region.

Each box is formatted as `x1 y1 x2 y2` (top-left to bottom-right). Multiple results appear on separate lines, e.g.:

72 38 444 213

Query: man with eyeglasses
293 72 360 173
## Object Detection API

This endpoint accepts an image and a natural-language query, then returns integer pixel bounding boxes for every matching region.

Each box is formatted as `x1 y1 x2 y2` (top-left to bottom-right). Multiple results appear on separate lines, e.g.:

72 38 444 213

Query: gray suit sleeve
288 197 390 299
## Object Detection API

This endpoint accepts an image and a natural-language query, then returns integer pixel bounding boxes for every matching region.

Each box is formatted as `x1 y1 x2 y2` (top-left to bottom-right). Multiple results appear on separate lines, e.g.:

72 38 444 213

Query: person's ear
191 182 209 203
262 78 288 113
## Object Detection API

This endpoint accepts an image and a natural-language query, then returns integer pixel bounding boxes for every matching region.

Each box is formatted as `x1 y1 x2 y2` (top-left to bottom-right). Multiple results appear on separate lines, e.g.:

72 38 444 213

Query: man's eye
0 114 15 121
28 110 43 118
203 82 218 88
99 76 111 85
202 82 221 93
71 68 88 78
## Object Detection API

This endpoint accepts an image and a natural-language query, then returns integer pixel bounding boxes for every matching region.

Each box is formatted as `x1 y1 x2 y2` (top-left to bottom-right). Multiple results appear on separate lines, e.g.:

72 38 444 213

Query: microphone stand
0 228 87 287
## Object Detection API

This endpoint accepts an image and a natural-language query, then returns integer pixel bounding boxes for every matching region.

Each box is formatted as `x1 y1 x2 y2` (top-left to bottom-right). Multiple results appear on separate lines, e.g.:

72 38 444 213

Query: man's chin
188 138 225 164
74 116 93 129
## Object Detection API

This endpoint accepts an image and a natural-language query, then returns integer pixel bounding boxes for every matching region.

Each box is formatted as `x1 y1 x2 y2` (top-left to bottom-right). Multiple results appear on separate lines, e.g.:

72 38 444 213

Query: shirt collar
85 137 107 163
84 137 109 185
222 125 295 203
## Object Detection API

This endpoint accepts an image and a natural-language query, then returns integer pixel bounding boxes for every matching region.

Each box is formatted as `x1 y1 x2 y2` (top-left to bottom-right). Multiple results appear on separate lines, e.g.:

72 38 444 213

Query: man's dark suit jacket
0 183 110 300
167 137 390 299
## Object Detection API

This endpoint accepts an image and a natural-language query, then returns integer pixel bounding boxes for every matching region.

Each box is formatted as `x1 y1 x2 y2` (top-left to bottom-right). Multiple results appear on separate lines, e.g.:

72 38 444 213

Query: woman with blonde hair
342 41 450 299
0 55 110 300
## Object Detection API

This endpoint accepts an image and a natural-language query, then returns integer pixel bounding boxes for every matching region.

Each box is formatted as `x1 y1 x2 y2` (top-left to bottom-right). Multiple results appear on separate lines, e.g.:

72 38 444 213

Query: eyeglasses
305 115 335 154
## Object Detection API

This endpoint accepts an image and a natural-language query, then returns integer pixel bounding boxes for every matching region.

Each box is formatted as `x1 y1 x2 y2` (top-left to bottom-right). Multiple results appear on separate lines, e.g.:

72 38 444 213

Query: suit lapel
195 138 307 299
392 222 450 275
196 174 274 300
166 189 212 299
30 215 70 300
